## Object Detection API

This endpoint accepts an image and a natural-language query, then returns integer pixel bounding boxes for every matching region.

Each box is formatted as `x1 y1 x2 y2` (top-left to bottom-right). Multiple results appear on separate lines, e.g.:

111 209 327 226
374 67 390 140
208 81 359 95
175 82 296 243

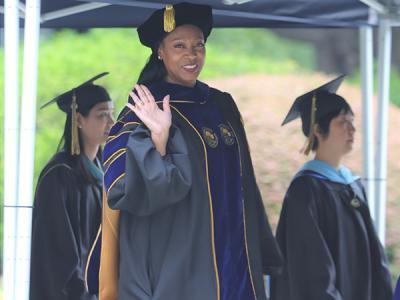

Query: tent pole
375 17 392 245
360 26 376 224
15 0 41 298
3 0 20 299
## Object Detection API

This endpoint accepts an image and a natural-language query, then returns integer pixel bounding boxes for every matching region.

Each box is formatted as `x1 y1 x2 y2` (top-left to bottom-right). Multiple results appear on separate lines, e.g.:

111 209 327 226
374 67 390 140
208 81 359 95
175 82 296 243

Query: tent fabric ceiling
1 0 376 28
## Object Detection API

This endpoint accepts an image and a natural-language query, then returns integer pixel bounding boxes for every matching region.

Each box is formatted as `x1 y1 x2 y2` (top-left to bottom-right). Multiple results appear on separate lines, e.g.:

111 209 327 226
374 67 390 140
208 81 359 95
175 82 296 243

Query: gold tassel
303 94 317 155
71 91 81 155
164 4 175 32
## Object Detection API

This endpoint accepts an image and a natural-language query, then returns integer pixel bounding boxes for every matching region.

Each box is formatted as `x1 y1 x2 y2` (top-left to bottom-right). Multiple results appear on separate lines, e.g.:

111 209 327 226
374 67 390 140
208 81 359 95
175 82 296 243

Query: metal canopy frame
1 0 378 28
2 0 400 299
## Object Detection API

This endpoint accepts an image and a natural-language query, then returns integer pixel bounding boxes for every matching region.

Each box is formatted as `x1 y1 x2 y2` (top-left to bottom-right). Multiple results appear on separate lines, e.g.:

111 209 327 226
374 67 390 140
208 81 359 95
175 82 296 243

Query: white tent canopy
2 0 400 299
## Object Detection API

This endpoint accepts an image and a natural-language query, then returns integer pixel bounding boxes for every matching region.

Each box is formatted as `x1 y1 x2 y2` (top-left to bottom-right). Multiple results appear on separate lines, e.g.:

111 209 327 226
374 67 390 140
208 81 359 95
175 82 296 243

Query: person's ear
157 45 164 61
313 124 322 140
77 112 84 129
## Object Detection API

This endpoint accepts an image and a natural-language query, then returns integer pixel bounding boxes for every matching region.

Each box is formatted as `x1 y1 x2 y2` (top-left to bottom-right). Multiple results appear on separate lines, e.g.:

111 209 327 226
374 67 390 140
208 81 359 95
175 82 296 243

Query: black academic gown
30 152 101 300
271 170 392 300
102 82 283 300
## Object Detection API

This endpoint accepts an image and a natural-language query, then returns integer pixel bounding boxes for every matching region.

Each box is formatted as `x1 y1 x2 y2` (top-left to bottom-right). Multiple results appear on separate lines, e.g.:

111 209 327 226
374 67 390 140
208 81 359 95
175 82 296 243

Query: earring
158 55 162 60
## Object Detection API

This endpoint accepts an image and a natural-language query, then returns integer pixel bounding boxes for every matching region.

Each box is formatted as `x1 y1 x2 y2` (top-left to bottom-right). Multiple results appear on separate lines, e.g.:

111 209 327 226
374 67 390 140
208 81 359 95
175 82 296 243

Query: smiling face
158 24 205 87
316 111 356 157
78 101 115 147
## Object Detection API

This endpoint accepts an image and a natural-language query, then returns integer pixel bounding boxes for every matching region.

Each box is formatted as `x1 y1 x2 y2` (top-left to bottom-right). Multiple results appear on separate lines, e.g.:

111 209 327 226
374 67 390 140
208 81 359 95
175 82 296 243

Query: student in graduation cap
98 2 283 300
29 73 115 300
270 75 392 300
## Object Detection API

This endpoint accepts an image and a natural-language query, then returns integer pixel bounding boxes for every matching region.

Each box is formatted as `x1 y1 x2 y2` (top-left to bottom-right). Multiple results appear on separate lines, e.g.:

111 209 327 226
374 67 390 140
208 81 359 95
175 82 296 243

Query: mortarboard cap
282 74 346 127
137 2 213 49
40 72 111 113
40 72 111 155
282 75 350 155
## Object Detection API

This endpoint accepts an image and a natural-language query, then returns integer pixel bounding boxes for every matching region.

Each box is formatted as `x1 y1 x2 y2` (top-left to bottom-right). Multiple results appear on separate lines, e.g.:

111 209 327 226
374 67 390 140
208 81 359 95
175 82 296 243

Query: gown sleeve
104 123 192 216
253 185 284 276
273 176 343 300
30 165 96 300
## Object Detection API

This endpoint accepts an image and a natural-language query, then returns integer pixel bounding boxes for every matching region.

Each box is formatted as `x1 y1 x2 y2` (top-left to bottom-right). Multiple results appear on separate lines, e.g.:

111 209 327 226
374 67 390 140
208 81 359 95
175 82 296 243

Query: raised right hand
126 84 171 156
127 84 171 135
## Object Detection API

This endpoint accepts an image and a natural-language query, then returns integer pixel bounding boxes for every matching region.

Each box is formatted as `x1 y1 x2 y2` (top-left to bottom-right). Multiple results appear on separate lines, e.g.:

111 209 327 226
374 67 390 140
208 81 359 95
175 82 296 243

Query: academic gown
99 80 283 300
394 276 400 300
270 167 392 300
30 151 102 300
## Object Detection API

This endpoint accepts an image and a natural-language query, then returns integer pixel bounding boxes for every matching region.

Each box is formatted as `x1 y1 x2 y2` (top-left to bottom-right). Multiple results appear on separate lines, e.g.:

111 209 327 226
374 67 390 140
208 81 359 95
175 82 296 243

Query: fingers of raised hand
162 95 171 113
135 84 155 105
140 85 156 103
129 91 145 109
126 102 137 112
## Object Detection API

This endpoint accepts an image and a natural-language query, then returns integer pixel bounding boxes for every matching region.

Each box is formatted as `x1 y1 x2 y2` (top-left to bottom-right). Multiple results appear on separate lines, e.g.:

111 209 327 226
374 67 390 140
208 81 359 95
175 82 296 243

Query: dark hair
312 104 354 151
58 102 102 185
137 51 167 85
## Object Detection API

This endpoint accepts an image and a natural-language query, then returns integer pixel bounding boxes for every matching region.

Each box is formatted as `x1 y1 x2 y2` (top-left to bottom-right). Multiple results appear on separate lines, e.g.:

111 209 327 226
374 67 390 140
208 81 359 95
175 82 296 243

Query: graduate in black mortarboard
270 75 392 300
96 2 283 300
29 73 114 300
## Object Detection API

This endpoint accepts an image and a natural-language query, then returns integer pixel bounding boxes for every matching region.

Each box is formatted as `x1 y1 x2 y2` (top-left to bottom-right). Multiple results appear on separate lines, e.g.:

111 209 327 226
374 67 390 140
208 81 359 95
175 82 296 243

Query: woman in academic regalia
270 75 392 300
98 3 283 300
29 73 115 300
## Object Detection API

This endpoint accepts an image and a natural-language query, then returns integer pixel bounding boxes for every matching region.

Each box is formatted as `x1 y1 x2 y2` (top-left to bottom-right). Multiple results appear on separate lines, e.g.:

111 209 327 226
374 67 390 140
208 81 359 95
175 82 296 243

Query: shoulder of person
282 174 325 212
290 172 312 188
38 152 76 184
288 172 324 197
209 87 242 118
210 87 234 103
